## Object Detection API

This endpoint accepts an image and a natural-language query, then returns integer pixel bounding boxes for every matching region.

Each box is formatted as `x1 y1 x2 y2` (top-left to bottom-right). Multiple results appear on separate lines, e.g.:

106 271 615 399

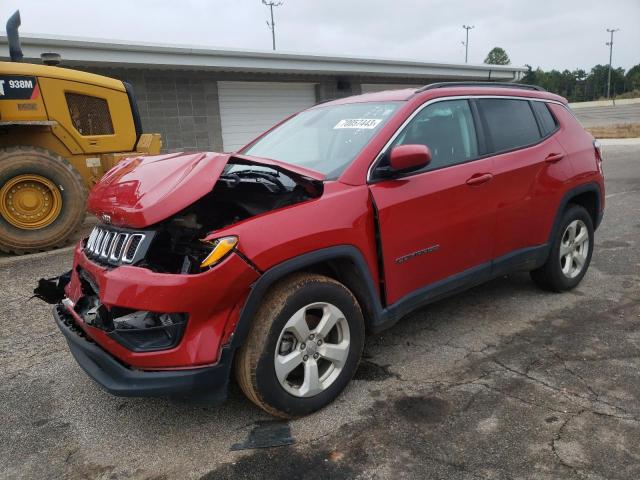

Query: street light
606 28 619 99
462 25 474 63
263 0 284 51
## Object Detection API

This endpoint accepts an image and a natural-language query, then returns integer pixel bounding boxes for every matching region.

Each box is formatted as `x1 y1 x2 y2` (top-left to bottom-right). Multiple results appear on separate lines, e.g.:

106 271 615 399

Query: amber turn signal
200 236 238 268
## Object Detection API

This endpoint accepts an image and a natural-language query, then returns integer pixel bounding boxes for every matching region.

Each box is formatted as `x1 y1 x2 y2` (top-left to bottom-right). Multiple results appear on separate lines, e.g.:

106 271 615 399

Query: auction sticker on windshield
334 118 382 129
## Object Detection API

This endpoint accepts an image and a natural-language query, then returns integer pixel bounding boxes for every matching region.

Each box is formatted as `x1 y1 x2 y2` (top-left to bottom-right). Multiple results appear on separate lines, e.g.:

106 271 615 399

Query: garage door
218 81 317 151
361 83 424 93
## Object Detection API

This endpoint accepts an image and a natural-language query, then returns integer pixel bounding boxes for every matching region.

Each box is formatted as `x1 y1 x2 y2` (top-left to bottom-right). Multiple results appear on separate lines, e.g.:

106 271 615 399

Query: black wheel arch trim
231 245 385 349
548 182 603 245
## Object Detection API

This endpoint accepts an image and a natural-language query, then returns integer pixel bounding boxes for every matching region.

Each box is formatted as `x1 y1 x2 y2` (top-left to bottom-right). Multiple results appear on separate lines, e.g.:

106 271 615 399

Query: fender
230 245 385 349
547 182 604 246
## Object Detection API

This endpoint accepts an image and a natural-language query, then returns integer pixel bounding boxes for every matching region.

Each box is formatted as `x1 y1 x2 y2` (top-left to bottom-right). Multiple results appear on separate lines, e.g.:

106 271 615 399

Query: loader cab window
65 93 114 136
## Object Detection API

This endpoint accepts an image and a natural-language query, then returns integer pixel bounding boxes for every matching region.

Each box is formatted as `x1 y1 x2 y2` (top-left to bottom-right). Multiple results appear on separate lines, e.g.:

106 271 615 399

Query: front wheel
530 204 594 292
235 273 365 418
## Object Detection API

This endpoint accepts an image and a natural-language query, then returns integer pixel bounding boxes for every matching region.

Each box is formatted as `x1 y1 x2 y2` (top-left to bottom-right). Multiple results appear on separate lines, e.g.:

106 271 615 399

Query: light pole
606 28 619 99
263 0 283 51
462 25 474 63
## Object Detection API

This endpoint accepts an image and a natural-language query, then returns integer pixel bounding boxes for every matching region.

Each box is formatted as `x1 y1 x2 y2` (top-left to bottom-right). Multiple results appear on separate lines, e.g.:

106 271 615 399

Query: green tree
484 47 511 65
521 64 537 84
626 64 640 90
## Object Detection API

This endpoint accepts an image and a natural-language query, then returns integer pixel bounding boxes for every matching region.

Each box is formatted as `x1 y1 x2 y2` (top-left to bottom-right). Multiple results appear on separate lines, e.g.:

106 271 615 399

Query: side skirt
370 244 549 333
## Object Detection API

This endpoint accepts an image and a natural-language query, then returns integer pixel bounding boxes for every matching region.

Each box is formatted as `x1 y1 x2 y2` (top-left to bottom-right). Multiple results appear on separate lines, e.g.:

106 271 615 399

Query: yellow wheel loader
0 11 161 254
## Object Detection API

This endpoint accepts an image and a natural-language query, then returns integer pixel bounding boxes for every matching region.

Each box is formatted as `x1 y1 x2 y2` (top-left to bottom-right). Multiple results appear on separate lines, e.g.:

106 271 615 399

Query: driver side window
391 99 479 172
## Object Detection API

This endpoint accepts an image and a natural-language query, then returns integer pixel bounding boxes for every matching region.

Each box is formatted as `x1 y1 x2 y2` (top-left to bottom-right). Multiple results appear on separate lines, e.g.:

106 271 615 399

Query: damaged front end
34 152 322 364
83 155 324 274
33 271 71 304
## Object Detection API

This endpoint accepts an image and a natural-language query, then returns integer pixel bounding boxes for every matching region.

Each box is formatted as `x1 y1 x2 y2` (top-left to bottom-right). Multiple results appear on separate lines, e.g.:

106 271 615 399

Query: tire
530 204 594 292
0 147 87 254
235 272 365 418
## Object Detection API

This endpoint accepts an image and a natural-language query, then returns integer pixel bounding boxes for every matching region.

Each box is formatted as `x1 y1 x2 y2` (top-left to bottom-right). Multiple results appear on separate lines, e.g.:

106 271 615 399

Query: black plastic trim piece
54 305 231 402
123 81 143 146
547 182 604 242
468 98 488 156
107 316 187 353
233 242 556 343
231 246 383 347
491 245 549 278
416 82 546 93
380 261 492 331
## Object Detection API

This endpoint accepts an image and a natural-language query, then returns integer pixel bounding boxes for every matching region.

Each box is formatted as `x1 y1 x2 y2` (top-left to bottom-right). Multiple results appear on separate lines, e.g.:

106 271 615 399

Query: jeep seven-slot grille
85 226 148 266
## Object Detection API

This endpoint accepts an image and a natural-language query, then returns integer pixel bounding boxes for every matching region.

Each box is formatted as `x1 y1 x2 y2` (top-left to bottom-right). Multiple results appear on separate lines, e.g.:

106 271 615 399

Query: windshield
242 102 401 178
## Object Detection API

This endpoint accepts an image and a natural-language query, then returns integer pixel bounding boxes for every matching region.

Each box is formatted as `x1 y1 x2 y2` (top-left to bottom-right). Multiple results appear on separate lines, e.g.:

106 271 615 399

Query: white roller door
361 83 424 93
218 81 317 151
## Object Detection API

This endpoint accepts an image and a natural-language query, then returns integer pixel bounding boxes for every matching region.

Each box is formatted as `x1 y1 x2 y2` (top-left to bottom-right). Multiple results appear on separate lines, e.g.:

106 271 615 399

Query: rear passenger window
477 99 540 153
531 101 558 136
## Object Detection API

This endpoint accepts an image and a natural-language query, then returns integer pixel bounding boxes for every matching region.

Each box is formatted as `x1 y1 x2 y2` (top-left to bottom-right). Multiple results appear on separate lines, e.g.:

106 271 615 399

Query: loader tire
0 147 87 254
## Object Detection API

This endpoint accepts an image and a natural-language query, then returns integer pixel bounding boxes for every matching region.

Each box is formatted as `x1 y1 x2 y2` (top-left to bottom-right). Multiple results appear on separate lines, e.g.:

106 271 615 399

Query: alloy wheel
274 302 350 398
559 219 589 279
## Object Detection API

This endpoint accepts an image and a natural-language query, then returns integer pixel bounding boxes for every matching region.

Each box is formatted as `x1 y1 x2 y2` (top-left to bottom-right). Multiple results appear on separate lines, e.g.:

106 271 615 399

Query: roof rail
415 82 546 93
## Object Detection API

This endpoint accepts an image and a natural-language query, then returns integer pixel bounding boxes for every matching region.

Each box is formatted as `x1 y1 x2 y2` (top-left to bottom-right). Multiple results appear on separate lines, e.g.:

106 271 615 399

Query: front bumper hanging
53 304 233 403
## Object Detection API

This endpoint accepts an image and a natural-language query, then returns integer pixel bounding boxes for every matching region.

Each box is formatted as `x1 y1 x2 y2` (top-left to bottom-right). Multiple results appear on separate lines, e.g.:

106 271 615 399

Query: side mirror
388 144 431 175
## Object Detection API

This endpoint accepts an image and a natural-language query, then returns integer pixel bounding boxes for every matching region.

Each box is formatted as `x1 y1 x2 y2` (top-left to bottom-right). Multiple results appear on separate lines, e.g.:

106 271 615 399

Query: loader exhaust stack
6 10 23 62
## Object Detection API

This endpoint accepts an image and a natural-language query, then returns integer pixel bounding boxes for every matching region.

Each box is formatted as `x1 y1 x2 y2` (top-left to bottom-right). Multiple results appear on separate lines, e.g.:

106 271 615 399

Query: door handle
466 173 493 186
545 152 565 163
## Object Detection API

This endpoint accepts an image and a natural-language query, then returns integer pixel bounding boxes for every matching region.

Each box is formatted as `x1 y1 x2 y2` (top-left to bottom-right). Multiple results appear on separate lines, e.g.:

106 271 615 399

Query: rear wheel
530 204 594 292
0 147 87 254
235 273 365 418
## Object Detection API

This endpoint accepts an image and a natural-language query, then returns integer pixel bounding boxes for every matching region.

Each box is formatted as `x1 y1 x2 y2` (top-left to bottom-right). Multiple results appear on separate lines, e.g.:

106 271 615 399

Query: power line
263 0 284 51
605 28 619 99
462 25 474 63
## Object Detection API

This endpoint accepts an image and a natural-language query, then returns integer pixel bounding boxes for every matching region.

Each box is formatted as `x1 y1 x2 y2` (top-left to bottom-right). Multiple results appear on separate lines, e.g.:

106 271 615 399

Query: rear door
368 99 496 305
476 98 572 260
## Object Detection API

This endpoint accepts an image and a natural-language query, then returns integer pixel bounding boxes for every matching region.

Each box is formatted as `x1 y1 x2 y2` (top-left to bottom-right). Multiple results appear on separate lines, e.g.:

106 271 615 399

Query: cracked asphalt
1 145 639 479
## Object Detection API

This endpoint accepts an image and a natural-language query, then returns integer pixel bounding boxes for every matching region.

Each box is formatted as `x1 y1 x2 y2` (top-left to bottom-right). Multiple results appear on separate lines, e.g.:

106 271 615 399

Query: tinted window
477 99 540 153
531 101 558 136
390 99 478 171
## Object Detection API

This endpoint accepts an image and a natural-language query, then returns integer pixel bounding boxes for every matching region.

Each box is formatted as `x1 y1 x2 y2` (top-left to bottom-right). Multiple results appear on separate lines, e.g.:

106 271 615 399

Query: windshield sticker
334 118 382 129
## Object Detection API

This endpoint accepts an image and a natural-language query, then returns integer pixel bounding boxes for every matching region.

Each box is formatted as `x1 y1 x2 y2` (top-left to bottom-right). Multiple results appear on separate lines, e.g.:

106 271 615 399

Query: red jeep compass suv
39 82 605 418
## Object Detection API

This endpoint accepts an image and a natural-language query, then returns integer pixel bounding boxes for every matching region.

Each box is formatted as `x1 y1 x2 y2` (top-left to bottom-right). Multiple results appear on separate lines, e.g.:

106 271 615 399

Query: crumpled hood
87 151 324 228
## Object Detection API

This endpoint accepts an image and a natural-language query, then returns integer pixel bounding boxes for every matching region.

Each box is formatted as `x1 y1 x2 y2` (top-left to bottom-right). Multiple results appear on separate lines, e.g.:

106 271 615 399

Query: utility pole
606 28 619 99
263 0 283 51
462 25 474 63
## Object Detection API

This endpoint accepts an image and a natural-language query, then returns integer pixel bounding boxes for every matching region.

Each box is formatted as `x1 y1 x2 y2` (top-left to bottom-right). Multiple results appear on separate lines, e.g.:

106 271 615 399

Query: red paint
65 243 258 368
389 144 431 172
87 152 324 229
30 81 40 99
64 85 603 378
370 155 496 304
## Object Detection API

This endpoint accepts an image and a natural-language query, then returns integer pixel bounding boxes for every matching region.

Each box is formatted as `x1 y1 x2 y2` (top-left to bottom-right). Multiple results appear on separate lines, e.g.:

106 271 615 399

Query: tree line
483 47 640 102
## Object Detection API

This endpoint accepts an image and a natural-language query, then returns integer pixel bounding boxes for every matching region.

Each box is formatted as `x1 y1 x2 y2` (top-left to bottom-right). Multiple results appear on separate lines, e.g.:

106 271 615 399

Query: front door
368 99 496 305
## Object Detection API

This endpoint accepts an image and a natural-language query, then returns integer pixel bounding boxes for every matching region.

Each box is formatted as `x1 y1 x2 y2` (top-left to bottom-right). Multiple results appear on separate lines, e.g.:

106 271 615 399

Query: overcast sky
1 0 638 71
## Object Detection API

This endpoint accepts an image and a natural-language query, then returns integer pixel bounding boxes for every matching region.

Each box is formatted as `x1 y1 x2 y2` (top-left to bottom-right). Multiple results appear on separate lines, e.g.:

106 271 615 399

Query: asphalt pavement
0 144 639 479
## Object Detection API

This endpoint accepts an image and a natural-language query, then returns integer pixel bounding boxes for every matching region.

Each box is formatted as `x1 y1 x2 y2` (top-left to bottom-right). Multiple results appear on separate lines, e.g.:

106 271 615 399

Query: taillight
593 139 603 174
